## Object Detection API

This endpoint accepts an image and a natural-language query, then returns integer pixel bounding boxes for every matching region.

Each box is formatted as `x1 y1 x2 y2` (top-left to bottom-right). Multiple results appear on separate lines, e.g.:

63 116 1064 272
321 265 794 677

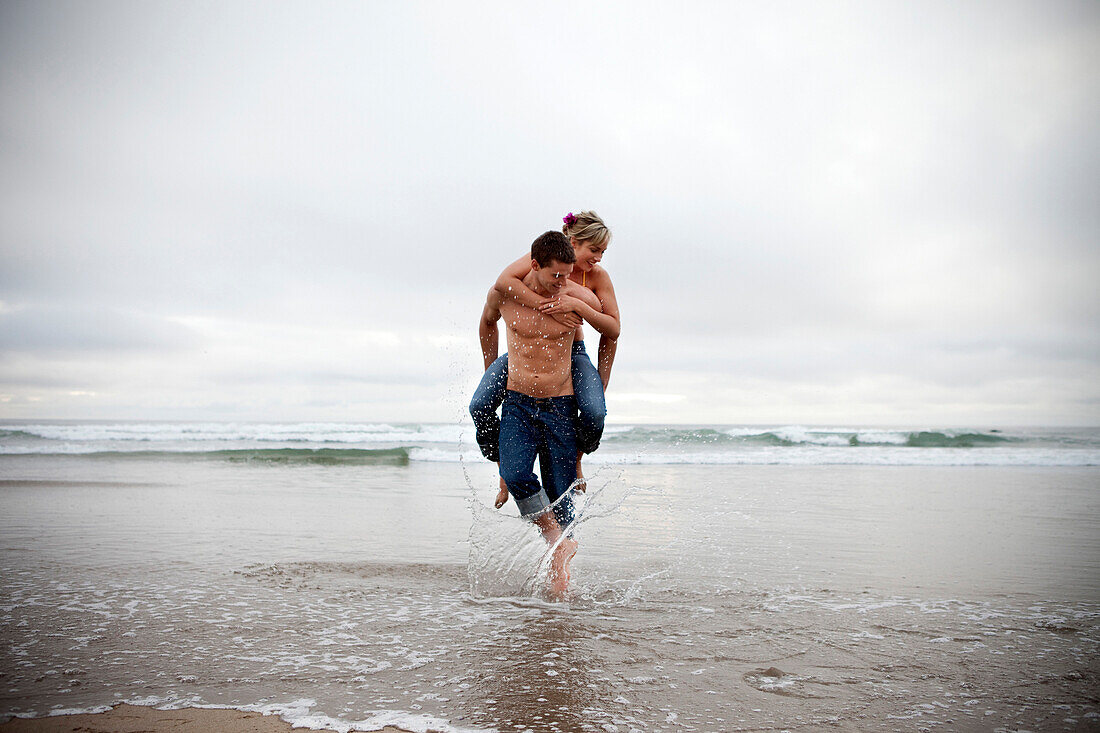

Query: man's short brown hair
531 231 576 267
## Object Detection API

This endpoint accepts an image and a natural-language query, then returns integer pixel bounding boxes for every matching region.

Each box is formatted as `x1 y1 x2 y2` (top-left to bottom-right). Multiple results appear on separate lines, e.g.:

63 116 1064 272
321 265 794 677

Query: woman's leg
469 353 509 462
469 354 510 506
570 343 606 485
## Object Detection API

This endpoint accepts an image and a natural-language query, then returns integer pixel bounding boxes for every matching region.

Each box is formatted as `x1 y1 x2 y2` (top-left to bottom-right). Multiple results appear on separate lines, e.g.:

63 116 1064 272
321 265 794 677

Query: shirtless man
476 231 603 598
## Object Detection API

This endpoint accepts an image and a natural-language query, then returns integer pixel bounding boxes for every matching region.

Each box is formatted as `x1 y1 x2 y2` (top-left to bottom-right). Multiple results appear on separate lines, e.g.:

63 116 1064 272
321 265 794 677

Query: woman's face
571 237 608 272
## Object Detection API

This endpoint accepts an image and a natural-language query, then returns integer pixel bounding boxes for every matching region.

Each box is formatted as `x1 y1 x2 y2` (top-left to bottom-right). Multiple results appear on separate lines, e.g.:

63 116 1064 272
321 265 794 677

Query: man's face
532 259 574 294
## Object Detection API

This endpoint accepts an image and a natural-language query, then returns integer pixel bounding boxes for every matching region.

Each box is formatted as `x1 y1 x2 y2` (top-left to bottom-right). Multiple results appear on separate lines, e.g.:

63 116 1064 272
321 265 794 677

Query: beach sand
0 705 414 733
1 452 1097 731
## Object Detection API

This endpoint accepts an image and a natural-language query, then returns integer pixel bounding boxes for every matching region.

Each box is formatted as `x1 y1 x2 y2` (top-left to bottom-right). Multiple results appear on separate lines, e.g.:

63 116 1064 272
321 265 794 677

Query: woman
470 211 621 509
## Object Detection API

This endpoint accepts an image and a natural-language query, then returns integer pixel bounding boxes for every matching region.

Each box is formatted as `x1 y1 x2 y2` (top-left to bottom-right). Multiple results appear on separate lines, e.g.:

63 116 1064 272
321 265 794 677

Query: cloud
0 1 1097 423
0 305 199 353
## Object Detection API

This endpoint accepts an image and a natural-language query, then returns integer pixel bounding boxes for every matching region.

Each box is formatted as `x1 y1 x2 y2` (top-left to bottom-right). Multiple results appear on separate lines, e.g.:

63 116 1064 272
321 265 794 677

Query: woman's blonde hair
562 210 611 248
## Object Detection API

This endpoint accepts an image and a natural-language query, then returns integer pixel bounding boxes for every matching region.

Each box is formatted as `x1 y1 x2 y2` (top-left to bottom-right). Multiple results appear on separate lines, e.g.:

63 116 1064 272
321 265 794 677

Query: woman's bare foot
494 477 509 509
574 451 587 493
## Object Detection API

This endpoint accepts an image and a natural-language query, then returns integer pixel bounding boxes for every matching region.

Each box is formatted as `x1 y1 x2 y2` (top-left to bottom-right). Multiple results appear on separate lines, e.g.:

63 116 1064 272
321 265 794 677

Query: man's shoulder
484 286 505 309
497 294 534 320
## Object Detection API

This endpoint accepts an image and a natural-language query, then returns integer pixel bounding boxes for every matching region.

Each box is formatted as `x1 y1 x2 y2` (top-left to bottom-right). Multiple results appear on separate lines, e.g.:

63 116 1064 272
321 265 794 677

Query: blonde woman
470 211 621 509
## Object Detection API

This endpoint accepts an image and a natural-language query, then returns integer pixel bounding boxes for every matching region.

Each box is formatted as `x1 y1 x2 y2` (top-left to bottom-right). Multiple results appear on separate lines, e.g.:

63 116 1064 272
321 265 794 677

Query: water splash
465 466 641 602
466 496 548 598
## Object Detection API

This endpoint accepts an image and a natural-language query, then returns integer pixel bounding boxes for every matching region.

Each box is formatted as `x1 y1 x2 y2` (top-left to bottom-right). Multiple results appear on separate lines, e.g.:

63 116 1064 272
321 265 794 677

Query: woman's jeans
469 341 606 464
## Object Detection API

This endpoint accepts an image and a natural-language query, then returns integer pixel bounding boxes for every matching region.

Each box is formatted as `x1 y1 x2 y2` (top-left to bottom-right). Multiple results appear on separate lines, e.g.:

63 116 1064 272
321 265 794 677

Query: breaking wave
604 426 1016 448
2 422 1097 466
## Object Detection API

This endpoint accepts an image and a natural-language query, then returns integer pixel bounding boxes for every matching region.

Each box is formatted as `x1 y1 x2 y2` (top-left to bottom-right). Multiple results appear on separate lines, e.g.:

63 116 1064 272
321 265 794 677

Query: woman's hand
538 296 584 327
539 295 587 327
539 294 585 314
547 310 583 328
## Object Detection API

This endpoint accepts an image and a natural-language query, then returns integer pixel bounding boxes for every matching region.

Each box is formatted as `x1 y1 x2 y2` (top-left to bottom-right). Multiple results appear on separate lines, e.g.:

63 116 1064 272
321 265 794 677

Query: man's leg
500 394 574 601
498 396 553 519
538 396 580 598
531 509 574 601
539 397 580 529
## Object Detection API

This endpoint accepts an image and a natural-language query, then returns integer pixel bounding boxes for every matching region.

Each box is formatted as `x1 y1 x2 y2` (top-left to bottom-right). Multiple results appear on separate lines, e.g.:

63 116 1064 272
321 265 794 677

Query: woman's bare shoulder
588 264 614 289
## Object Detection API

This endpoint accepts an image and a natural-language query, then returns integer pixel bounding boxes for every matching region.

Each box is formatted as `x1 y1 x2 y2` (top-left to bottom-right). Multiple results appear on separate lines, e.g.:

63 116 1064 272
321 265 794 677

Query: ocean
2 421 1098 466
1 421 1098 731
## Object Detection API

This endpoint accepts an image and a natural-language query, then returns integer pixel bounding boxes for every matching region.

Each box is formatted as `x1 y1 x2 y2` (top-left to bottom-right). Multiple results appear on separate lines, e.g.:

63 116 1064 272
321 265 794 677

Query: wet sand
1 457 1097 731
0 704 414 732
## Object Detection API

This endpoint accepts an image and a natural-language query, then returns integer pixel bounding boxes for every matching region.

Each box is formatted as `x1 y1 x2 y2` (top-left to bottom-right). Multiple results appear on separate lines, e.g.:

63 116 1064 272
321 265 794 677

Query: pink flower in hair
563 212 577 227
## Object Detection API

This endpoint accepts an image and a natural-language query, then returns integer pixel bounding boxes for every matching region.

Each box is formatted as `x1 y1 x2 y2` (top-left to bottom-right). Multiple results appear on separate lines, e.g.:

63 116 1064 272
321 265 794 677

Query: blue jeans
499 390 577 526
469 341 606 463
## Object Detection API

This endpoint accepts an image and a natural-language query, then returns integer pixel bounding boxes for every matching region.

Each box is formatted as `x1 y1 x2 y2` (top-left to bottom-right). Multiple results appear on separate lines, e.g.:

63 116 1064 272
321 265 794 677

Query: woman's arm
494 255 545 309
591 271 621 388
540 268 621 341
540 289 620 340
494 254 582 329
597 334 617 390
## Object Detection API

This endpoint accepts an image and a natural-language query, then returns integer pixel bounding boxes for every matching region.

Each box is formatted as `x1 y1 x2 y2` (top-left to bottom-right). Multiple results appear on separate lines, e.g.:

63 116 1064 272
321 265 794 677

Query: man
474 231 603 598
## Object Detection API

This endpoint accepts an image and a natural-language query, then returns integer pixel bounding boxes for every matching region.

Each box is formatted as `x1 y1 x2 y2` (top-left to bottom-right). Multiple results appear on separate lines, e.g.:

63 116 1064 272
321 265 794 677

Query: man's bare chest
500 303 573 341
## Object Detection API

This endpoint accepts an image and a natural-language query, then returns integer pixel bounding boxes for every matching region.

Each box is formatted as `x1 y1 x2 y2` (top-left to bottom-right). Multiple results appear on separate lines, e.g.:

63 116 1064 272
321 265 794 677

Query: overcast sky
1 1 1097 426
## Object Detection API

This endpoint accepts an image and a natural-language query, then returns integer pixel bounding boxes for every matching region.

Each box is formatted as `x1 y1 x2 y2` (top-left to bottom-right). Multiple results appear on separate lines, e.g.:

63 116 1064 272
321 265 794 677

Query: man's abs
505 340 574 397
501 303 574 398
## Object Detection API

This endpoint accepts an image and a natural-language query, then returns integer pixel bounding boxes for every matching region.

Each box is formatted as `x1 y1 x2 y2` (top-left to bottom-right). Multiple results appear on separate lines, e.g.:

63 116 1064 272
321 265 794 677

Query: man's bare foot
574 451 587 493
494 477 509 509
547 537 579 600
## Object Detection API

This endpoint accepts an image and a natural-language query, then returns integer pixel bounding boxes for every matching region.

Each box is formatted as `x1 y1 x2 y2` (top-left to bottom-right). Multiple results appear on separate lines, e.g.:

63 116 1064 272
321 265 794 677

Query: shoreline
0 704 419 733
1 459 1096 731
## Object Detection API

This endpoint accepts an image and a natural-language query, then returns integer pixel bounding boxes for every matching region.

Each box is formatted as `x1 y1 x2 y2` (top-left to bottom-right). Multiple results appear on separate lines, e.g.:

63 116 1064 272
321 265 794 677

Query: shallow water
1 454 1098 731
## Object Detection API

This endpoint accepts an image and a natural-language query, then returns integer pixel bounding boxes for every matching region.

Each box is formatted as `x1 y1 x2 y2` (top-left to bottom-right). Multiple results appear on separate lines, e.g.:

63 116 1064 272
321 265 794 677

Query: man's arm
479 288 505 371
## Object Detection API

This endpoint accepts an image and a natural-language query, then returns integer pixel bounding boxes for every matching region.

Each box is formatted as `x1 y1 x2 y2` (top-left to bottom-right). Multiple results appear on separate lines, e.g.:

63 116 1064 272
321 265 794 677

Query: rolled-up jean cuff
515 490 552 518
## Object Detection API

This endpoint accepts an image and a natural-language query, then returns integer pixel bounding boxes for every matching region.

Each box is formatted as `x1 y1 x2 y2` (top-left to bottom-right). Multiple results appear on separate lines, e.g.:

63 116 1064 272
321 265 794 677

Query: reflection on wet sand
462 611 604 731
